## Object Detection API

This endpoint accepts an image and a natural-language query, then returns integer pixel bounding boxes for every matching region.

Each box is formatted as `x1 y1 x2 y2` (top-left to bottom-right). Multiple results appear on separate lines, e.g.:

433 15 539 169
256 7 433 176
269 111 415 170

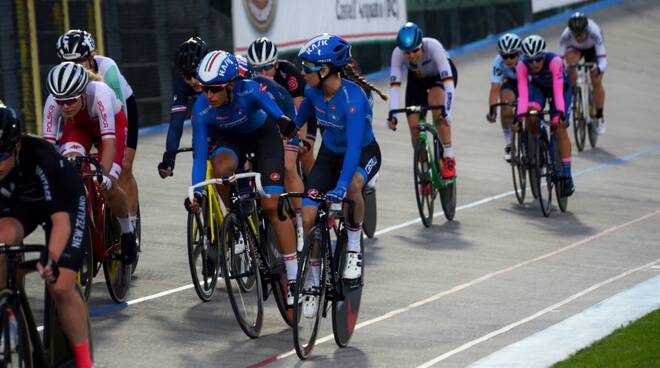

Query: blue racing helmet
397 22 423 51
196 50 239 85
298 34 352 67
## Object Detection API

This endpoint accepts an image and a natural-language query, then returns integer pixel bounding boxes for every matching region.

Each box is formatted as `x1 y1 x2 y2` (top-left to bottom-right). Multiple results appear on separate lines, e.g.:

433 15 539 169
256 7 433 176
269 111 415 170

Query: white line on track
248 208 660 367
416 256 660 368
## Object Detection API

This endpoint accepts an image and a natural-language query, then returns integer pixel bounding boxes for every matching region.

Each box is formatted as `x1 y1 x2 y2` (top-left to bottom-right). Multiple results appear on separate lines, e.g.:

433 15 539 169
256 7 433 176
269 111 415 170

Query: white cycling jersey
43 81 123 143
389 37 455 117
558 19 607 72
95 55 134 107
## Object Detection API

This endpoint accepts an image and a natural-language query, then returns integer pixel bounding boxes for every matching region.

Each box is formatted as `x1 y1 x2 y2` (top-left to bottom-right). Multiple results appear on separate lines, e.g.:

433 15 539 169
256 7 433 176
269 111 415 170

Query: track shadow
393 220 475 252
501 200 595 237
575 146 621 165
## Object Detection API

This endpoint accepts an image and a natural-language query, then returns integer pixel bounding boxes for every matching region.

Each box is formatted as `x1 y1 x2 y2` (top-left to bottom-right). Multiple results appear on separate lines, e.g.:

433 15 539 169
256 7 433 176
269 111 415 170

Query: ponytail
342 62 388 101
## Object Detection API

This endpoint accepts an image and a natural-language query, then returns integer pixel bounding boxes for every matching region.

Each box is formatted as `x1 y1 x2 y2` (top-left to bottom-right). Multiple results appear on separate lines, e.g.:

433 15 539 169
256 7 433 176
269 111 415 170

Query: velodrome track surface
25 0 660 366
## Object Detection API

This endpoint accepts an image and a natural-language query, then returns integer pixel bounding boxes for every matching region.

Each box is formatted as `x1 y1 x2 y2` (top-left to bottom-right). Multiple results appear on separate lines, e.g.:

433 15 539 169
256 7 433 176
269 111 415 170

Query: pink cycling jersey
516 53 566 116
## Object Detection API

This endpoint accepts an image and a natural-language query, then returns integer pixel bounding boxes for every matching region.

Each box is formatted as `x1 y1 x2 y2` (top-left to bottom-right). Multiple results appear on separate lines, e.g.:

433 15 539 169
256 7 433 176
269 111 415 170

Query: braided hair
342 61 388 101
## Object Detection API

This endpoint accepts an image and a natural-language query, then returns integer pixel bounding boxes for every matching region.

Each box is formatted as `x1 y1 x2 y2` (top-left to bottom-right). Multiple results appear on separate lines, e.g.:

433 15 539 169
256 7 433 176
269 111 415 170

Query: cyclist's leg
44 204 93 368
584 47 605 120
0 216 27 288
404 71 426 146
525 86 546 135
284 137 304 210
552 88 574 181
564 48 581 86
500 81 517 151
119 97 139 218
301 144 341 234
209 132 240 206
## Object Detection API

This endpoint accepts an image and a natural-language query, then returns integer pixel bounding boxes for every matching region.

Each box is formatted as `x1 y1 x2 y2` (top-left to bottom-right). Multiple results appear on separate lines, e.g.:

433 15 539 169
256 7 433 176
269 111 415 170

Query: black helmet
56 29 96 61
0 104 21 152
568 12 588 34
175 36 209 76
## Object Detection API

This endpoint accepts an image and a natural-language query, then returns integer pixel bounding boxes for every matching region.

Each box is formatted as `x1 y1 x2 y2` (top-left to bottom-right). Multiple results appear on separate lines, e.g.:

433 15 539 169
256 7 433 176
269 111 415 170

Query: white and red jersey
389 37 455 116
42 81 123 144
558 19 607 72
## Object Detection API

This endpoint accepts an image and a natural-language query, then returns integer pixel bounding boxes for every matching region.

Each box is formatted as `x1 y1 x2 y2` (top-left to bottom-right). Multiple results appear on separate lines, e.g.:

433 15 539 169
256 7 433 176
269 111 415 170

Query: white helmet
497 33 522 55
47 62 89 98
246 37 278 69
521 35 546 58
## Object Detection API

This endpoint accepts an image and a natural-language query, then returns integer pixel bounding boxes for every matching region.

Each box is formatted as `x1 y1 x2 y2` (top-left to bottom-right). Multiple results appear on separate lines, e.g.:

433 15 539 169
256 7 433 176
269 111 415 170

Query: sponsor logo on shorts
270 172 281 182
364 156 378 174
307 188 319 197
72 195 86 249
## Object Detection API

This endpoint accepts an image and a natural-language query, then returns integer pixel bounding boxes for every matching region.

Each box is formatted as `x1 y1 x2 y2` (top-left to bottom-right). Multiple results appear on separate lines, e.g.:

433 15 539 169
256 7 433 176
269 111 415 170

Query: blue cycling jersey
295 79 375 188
490 54 520 85
253 76 296 119
191 79 285 188
166 75 198 153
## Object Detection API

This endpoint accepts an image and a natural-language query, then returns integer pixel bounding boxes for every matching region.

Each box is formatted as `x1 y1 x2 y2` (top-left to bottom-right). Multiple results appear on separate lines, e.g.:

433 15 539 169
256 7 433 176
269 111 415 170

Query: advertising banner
232 0 408 54
532 0 587 13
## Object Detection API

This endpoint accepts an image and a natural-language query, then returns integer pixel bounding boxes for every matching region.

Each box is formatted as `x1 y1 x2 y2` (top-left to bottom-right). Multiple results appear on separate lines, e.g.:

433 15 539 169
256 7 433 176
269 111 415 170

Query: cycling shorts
528 84 573 127
304 140 381 207
405 58 458 112
209 119 285 194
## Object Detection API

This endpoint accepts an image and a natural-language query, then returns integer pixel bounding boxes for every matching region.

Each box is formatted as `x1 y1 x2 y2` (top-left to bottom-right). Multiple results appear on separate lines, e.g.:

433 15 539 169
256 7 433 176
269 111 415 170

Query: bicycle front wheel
362 187 377 238
220 213 263 339
413 140 434 227
186 198 220 302
0 291 32 368
572 87 586 152
131 204 141 274
331 227 364 347
77 228 94 301
535 134 554 217
293 226 326 360
511 126 527 204
102 207 131 303
554 141 568 212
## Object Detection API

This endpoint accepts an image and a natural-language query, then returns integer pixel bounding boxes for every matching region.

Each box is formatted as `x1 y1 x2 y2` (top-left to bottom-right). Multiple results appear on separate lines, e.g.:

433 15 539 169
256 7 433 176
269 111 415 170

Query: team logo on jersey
270 172 281 182
287 76 298 91
259 83 268 93
244 0 277 32
349 106 356 113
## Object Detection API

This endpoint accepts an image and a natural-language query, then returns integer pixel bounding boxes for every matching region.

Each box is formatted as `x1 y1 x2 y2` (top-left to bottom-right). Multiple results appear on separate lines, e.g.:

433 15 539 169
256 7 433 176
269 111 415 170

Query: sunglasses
0 150 13 162
502 52 519 60
201 84 227 94
54 96 80 106
301 63 323 73
404 47 422 56
528 55 545 63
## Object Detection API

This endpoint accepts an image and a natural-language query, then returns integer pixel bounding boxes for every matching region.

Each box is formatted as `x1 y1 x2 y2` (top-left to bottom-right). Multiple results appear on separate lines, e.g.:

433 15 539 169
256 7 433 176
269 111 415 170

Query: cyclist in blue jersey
183 50 301 305
486 33 523 162
295 34 386 281
158 37 208 178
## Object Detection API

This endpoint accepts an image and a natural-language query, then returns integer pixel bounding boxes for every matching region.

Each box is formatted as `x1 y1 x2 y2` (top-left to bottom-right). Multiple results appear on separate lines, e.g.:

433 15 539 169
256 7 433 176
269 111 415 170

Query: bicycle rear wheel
0 291 32 368
572 87 586 152
220 213 263 339
186 197 220 302
535 134 554 217
264 223 293 327
362 187 377 238
102 207 131 303
332 228 364 347
293 226 326 360
511 126 527 204
413 140 434 227
528 134 540 199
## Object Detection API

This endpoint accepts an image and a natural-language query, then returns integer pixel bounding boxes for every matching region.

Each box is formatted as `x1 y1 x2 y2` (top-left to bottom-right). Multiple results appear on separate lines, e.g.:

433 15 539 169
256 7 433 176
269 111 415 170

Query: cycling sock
596 108 603 119
562 158 572 177
310 258 321 287
117 217 134 234
503 128 512 146
284 252 298 282
346 225 362 253
443 145 454 158
73 341 93 368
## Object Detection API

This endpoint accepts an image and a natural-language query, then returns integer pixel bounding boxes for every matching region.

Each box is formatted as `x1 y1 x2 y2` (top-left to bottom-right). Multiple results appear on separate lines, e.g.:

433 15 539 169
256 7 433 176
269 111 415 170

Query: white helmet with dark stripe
246 37 278 68
521 35 546 58
47 62 89 99
497 33 522 55
56 29 96 61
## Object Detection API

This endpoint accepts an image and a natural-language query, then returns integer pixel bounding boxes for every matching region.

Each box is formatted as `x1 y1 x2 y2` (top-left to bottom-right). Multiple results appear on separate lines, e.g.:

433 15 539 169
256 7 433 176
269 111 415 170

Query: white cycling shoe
596 118 606 135
303 294 319 319
343 251 362 280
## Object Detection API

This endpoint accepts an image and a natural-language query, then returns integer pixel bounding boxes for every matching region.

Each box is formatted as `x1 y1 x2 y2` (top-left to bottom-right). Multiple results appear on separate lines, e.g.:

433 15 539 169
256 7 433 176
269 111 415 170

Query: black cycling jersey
274 59 306 99
166 75 200 153
0 136 87 270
